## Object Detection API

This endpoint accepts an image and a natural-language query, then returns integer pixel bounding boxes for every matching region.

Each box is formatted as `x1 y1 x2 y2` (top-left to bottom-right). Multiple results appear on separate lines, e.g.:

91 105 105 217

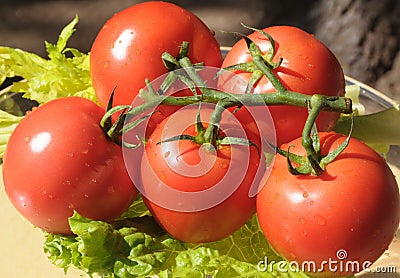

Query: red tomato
2 97 138 234
256 132 399 276
221 26 345 145
138 104 265 243
90 1 222 109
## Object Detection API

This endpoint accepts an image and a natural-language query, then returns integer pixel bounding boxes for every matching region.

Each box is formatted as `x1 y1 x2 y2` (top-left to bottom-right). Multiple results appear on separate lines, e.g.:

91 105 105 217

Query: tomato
221 26 345 145
137 104 265 243
2 97 138 234
90 1 222 110
256 132 399 276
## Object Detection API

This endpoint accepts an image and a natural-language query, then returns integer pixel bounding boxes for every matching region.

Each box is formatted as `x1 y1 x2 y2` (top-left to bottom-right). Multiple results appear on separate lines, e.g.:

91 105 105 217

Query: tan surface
1 164 399 277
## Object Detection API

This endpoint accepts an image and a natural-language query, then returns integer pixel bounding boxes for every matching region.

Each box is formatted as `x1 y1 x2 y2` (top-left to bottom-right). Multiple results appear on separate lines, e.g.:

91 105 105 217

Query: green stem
301 95 325 175
203 100 232 145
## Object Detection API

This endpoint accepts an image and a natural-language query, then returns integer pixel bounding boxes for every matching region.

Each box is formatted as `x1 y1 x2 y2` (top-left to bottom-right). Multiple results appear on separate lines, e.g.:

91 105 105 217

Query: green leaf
0 109 23 158
334 105 400 149
0 16 96 105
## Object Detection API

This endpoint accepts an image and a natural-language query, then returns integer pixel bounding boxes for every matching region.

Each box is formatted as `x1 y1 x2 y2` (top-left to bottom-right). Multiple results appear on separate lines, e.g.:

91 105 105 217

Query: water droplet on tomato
299 54 308 60
91 178 97 184
302 191 309 198
48 194 54 200
67 153 75 158
47 218 52 222
21 202 27 208
299 218 307 225
68 203 75 209
84 194 89 198
122 63 128 70
308 63 315 68
314 214 326 226
104 60 110 68
108 186 115 194
24 136 31 143
287 239 294 246
160 171 166 180
219 162 228 169
136 50 141 55
303 230 308 236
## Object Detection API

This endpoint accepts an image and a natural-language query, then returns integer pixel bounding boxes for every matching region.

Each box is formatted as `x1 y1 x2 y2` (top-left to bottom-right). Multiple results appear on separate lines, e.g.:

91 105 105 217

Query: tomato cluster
2 2 399 277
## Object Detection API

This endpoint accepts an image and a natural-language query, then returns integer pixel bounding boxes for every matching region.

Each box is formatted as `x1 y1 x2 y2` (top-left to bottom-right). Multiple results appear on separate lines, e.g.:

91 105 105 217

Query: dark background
1 0 399 100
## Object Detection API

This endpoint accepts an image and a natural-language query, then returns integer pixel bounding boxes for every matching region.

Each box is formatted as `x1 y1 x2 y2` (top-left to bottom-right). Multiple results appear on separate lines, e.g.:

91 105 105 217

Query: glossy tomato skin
3 97 138 234
256 132 399 276
90 1 222 109
139 105 264 243
222 26 345 145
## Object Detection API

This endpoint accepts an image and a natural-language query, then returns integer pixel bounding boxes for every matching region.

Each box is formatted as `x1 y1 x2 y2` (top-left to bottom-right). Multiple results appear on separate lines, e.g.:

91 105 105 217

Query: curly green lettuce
44 197 309 278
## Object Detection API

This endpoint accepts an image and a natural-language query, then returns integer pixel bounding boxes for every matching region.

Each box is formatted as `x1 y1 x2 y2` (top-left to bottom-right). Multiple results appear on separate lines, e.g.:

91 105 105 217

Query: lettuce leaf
44 197 307 278
0 15 95 104
0 109 23 159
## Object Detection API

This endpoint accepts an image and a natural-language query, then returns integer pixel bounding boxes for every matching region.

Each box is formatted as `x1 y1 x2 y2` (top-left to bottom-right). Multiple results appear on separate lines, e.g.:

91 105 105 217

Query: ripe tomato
90 1 222 109
256 132 399 276
138 104 265 243
2 97 138 234
221 26 345 145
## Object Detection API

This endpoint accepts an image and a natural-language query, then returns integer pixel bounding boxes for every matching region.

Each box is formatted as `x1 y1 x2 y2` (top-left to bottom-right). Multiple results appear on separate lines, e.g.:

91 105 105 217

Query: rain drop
160 171 166 180
108 186 115 194
299 54 308 60
314 214 326 226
